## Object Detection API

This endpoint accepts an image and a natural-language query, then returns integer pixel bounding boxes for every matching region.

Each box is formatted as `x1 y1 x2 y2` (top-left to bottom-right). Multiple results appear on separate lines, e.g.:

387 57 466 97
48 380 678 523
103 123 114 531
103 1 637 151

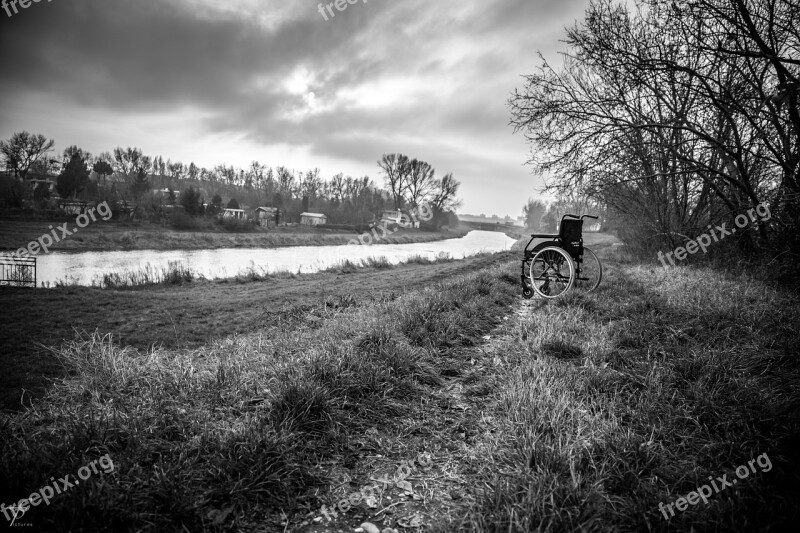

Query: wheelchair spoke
528 247 575 298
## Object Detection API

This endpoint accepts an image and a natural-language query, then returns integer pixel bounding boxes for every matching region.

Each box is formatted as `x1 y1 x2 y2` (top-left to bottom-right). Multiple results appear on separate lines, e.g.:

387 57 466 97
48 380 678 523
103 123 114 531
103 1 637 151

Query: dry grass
428 253 800 532
0 219 470 254
1 244 798 532
0 261 520 532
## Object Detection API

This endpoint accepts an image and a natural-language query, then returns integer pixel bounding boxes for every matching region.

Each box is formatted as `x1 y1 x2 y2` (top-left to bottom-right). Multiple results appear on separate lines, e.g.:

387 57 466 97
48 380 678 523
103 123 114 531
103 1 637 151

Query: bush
179 187 203 216
0 175 26 208
222 217 254 232
365 256 393 269
171 210 201 230
97 261 196 288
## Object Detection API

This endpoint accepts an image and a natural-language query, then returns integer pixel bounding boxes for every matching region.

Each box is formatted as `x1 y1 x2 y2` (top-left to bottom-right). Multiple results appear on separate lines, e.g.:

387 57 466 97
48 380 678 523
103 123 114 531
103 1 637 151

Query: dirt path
301 297 530 533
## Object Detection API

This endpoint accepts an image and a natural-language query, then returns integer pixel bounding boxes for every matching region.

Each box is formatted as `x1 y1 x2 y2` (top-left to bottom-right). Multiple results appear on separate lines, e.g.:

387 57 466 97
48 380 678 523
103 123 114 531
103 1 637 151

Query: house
300 212 327 226
28 179 57 193
222 208 245 220
381 210 402 225
255 207 280 227
380 209 419 229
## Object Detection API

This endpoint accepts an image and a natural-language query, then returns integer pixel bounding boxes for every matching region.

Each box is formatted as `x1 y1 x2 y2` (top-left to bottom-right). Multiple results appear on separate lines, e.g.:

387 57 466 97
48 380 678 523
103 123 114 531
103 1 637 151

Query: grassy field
0 252 501 412
1 239 798 532
0 218 469 253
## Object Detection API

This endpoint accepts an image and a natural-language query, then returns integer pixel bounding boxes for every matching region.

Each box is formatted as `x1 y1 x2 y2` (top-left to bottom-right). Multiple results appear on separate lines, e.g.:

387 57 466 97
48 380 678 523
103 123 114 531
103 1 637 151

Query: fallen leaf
398 514 425 528
361 522 381 533
395 479 413 492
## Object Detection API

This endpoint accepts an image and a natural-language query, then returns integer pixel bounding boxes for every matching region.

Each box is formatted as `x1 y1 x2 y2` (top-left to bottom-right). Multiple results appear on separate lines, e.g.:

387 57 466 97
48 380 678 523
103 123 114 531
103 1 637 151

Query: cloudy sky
0 0 589 217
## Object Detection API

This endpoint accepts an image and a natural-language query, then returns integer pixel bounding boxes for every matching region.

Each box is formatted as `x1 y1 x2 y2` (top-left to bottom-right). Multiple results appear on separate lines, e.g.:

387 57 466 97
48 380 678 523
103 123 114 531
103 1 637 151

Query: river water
35 230 517 287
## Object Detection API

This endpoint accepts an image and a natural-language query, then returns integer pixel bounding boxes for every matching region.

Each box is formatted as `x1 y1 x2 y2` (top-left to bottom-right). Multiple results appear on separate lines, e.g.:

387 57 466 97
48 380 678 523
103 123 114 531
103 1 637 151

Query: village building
255 207 280 227
300 212 327 226
380 209 419 229
222 208 245 220
28 178 57 194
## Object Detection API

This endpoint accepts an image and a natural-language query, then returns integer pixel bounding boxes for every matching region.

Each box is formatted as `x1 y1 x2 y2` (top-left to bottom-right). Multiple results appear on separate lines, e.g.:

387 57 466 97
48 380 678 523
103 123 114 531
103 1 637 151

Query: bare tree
378 153 411 209
509 0 798 250
330 173 346 204
522 199 547 229
113 147 151 177
62 145 92 167
276 166 296 197
214 164 236 186
187 162 199 181
431 172 462 212
300 168 323 198
405 159 436 208
0 131 55 179
167 161 185 180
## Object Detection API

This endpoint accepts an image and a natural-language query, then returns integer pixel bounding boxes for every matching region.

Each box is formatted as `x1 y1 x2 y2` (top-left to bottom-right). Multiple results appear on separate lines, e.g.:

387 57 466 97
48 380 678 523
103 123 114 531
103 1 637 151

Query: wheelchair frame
520 213 602 299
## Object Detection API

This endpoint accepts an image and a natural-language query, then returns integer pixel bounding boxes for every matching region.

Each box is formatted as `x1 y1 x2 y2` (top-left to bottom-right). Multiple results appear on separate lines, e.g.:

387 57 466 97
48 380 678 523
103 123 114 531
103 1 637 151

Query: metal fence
0 255 36 288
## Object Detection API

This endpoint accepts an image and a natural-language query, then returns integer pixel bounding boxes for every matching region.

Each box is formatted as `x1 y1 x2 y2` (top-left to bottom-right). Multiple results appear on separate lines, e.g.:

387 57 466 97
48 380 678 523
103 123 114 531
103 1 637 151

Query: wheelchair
520 214 602 299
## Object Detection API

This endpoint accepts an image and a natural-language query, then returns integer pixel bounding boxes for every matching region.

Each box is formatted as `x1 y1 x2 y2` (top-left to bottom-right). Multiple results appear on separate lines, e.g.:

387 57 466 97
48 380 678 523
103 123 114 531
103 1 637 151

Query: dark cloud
0 0 590 214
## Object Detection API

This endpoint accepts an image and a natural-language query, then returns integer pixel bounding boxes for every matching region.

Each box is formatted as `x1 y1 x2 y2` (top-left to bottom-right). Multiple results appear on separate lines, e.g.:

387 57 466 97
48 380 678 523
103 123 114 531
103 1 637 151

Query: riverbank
0 251 510 412
1 240 797 532
0 218 470 254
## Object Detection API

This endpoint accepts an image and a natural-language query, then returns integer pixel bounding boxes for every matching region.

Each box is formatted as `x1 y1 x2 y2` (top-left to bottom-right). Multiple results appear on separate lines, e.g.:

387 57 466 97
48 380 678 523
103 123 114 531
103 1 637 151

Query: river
34 230 517 287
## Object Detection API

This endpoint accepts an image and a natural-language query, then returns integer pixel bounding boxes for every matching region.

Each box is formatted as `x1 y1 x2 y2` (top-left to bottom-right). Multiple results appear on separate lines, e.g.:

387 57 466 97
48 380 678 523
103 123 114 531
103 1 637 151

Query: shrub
222 218 254 232
171 210 200 230
365 256 393 269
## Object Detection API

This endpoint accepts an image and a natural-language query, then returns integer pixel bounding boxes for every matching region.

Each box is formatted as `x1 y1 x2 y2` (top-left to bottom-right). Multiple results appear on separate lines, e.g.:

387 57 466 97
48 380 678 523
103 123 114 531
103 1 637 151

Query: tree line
510 0 799 256
0 132 461 226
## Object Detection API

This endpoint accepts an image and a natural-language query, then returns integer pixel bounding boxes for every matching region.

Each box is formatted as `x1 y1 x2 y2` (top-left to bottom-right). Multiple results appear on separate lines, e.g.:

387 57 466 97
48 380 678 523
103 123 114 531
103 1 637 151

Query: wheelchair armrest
530 233 558 239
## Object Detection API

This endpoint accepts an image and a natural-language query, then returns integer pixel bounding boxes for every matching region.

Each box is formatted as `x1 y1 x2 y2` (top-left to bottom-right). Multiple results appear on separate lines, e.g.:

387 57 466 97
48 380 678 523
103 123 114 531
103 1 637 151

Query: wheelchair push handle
562 213 599 221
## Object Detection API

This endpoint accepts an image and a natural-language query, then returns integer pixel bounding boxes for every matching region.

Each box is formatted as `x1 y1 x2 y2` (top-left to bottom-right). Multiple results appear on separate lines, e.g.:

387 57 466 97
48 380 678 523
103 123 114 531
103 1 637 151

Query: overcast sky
0 0 590 217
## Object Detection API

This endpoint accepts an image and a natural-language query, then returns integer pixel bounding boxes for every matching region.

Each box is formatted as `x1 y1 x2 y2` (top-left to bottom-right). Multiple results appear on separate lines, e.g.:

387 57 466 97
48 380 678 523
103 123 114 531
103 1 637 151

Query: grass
0 218 471 254
1 242 798 532
50 253 458 289
430 255 800 532
0 252 507 414
93 261 197 288
321 253 455 275
0 260 520 532
406 252 454 265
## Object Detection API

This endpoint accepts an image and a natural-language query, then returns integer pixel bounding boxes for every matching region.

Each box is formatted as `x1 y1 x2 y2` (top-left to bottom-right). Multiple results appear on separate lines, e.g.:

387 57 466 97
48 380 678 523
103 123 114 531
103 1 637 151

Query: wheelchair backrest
559 219 583 257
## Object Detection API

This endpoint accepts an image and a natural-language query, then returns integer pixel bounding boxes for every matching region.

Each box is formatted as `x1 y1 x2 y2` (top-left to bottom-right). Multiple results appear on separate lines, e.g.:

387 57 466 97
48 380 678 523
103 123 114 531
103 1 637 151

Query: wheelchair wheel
529 246 575 298
522 287 534 299
577 246 602 291
521 259 535 299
